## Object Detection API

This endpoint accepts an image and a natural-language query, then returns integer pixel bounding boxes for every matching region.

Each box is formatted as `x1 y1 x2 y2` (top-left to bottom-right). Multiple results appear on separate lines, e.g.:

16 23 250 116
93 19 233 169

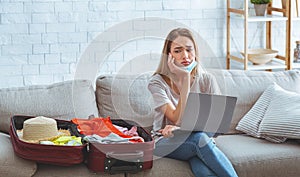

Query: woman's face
170 36 196 67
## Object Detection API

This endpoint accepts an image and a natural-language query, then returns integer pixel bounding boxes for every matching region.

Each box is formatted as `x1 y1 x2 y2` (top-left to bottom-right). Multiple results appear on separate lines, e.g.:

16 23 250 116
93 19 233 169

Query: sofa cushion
0 132 37 177
215 134 300 177
34 157 193 177
95 70 300 134
209 70 300 133
34 163 123 177
96 74 154 130
0 80 99 133
236 84 287 143
259 84 300 139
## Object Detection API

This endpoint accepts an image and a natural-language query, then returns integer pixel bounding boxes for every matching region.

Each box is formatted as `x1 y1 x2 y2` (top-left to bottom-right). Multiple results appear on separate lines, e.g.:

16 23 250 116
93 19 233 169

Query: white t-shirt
148 72 220 139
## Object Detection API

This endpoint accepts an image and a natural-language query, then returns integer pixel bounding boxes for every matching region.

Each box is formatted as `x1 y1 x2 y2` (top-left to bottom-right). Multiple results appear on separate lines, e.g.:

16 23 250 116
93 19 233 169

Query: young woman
148 28 238 177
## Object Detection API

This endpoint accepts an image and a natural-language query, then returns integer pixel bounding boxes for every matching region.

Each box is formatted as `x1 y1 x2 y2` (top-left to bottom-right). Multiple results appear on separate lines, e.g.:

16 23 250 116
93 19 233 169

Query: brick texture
0 0 291 88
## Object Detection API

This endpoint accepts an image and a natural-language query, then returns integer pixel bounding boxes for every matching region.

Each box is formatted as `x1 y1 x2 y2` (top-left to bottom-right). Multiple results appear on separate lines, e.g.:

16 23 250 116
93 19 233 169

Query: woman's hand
167 53 190 77
158 125 180 138
167 53 191 92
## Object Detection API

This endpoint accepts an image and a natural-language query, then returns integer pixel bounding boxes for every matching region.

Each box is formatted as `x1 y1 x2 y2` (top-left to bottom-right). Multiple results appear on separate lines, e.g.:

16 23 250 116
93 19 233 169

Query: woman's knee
192 132 215 148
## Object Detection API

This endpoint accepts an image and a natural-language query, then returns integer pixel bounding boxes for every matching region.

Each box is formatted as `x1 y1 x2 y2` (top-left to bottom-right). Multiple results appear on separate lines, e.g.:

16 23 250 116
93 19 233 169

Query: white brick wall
0 0 295 89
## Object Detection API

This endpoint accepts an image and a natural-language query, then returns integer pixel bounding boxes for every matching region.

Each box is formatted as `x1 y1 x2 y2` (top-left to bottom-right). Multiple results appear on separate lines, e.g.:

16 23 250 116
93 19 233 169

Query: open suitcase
9 115 87 166
10 115 154 174
85 119 154 174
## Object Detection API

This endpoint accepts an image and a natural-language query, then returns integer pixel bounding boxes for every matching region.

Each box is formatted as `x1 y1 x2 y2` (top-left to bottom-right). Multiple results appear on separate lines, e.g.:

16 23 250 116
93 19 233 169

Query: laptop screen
180 93 237 134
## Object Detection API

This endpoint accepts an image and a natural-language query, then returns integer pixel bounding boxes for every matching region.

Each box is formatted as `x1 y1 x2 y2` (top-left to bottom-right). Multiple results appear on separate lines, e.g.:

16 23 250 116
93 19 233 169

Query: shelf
292 17 300 21
231 58 287 70
264 58 300 69
292 62 300 69
231 14 288 22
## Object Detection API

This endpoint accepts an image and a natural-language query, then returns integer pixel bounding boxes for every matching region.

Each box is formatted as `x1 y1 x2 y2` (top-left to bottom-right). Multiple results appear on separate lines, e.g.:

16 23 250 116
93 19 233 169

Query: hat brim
17 129 70 144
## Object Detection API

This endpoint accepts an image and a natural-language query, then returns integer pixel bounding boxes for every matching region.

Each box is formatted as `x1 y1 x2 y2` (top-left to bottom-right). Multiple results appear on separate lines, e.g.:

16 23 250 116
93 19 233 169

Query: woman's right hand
167 53 190 77
167 53 191 92
158 125 180 138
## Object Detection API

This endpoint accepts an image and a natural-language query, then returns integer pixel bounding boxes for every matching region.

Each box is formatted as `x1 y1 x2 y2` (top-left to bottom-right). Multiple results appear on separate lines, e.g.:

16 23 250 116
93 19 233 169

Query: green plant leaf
250 0 272 4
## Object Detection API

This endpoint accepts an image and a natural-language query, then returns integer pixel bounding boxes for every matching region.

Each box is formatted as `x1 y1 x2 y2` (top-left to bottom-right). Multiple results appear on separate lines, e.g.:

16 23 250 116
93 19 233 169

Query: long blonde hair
154 28 200 78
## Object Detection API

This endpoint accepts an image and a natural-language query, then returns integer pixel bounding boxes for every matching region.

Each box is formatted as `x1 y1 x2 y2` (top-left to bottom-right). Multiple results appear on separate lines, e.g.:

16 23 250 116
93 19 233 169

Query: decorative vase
294 41 300 63
254 4 267 16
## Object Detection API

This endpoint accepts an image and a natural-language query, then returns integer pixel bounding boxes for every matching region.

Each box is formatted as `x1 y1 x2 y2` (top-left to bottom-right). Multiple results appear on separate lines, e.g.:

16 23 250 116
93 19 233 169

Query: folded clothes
84 133 144 144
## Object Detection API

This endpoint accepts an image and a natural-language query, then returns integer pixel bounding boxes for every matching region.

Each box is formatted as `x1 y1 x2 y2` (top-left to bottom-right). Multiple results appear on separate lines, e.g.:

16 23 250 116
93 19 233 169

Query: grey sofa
1 69 300 177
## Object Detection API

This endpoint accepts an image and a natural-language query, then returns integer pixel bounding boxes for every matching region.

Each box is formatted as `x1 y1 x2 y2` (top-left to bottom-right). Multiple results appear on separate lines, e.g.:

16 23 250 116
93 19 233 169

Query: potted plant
250 0 272 16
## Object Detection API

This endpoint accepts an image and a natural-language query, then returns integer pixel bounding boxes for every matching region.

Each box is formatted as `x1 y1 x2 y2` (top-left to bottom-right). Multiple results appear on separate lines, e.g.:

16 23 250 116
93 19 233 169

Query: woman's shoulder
150 73 162 80
149 74 166 84
148 74 170 93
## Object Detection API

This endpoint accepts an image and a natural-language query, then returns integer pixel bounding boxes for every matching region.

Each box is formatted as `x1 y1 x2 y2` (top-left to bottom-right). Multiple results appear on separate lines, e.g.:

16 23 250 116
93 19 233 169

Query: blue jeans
154 131 238 177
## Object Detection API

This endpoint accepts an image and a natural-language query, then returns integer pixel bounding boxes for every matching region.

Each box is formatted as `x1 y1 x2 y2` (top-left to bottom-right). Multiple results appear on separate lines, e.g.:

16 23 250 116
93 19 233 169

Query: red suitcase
85 119 154 174
10 115 87 166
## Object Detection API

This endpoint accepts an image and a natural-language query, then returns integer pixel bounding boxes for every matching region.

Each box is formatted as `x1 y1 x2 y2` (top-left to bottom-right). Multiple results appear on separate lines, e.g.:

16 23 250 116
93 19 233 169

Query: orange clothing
72 117 143 143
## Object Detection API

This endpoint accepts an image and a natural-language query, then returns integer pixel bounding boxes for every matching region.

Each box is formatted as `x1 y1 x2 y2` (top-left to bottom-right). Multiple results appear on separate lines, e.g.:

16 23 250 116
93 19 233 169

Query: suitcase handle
105 151 144 174
109 164 142 174
106 151 144 161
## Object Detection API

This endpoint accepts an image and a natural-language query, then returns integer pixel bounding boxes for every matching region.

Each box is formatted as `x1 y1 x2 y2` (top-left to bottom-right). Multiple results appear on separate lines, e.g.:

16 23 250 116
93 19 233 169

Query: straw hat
18 116 69 143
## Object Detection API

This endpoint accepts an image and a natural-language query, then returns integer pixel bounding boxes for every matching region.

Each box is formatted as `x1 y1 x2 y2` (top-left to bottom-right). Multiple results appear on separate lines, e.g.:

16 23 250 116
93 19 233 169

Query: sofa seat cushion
34 157 193 177
33 163 123 177
128 157 194 177
0 80 99 133
0 132 37 177
215 134 300 177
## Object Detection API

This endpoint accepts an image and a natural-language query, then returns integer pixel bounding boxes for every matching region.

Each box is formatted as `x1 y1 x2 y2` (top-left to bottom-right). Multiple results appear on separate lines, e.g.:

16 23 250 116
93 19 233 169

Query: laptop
179 93 237 134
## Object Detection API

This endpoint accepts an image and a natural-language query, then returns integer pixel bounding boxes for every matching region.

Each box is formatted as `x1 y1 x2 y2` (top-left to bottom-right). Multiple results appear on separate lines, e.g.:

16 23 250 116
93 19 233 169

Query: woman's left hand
159 125 180 138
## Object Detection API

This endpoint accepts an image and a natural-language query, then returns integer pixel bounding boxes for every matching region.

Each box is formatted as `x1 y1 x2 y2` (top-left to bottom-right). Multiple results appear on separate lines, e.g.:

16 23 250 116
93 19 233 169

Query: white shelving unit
226 0 290 71
231 14 288 21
